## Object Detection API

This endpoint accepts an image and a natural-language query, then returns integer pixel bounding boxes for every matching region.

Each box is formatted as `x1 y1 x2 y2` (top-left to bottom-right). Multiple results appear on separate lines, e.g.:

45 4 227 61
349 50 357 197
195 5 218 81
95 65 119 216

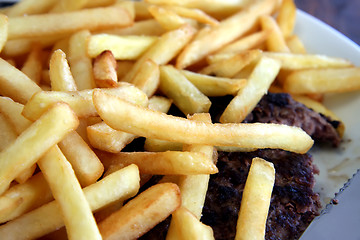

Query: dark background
295 0 360 46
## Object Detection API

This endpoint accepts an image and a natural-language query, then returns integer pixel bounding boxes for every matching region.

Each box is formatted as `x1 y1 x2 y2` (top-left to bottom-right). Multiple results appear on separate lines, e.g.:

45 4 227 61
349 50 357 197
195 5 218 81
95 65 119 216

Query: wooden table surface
295 0 360 46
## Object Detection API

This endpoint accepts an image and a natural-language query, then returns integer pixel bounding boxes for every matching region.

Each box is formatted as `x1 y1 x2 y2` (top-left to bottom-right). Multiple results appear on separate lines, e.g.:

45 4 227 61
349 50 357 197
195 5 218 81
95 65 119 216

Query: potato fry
160 65 211 115
6 0 57 17
284 67 360 94
88 34 157 60
121 24 197 82
235 158 275 240
180 70 247 97
260 15 290 52
0 113 17 151
0 173 52 224
0 164 140 240
163 5 219 26
0 14 8 52
50 0 88 13
276 0 296 38
176 0 278 69
148 95 173 112
21 44 43 84
99 19 166 36
93 50 118 88
148 5 187 31
220 56 281 123
98 183 181 240
8 5 133 40
286 34 307 54
0 103 79 195
116 60 134 79
0 58 42 104
144 138 183 152
93 90 314 153
0 97 32 134
84 0 115 9
130 59 160 97
49 49 77 91
100 151 218 175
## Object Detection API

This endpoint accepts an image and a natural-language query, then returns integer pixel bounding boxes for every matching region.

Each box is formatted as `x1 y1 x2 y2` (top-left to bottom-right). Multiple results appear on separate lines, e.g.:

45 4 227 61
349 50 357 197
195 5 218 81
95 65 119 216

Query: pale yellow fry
131 59 160 97
0 58 42 104
22 82 148 121
261 15 290 53
284 67 360 94
68 30 96 90
93 90 314 153
0 173 52 224
276 0 296 38
235 158 275 240
100 151 218 175
0 113 17 152
6 0 57 17
50 49 77 91
84 0 115 8
148 5 187 31
38 146 101 240
181 70 247 96
88 34 157 60
50 0 88 13
160 65 211 115
0 164 140 240
286 35 307 54
0 103 79 195
122 24 197 82
93 50 118 88
200 49 262 78
220 56 281 123
176 0 278 69
148 95 173 112
0 14 8 53
164 5 219 26
99 19 166 36
14 164 37 185
166 207 215 240
21 44 43 84
98 183 181 240
8 5 133 40
144 139 183 152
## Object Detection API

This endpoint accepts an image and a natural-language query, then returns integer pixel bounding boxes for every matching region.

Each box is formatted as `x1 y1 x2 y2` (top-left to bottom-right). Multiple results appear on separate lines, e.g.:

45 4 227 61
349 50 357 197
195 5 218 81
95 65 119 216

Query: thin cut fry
163 5 219 26
50 0 88 13
6 0 57 17
50 49 77 91
276 0 296 38
21 44 43 84
99 19 165 36
130 59 160 97
260 15 290 52
148 5 186 31
0 113 17 152
286 35 307 54
93 50 118 88
0 14 8 52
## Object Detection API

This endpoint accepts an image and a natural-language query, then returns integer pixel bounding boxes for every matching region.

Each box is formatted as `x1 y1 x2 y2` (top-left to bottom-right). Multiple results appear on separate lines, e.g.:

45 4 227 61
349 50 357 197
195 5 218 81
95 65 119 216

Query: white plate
295 10 360 206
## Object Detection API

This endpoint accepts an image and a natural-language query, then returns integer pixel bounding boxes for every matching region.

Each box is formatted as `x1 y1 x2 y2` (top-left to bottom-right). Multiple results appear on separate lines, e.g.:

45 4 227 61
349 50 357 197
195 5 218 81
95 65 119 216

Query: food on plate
0 0 358 239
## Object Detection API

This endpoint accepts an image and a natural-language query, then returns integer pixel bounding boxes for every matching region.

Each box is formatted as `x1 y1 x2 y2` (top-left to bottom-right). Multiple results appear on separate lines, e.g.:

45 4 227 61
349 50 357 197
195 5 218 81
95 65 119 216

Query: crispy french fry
176 0 278 69
276 0 296 38
144 138 183 152
148 5 187 31
164 5 219 26
93 90 314 153
0 164 140 240
0 103 79 195
130 59 160 97
98 183 181 240
235 158 275 240
0 14 8 52
84 0 115 9
88 34 157 60
49 49 77 91
0 113 17 152
50 0 88 13
148 95 173 112
0 97 32 134
21 44 43 85
180 70 247 96
6 0 57 17
220 56 281 123
116 60 134 79
8 5 133 40
99 19 166 36
93 50 118 88
286 35 307 54
160 65 211 115
284 67 360 94
260 15 290 53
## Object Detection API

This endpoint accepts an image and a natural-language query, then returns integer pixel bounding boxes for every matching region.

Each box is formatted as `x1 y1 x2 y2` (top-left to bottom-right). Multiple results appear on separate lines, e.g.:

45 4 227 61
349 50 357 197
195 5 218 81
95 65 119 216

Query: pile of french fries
0 0 358 239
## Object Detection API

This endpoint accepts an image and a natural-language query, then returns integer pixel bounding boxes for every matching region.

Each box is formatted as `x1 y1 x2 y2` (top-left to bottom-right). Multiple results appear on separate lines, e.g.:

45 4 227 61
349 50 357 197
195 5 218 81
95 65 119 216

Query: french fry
8 5 133 40
147 95 173 112
144 138 183 152
180 70 247 96
0 58 42 104
116 60 134 80
84 0 115 9
160 65 211 115
99 19 166 36
98 183 181 240
6 0 57 17
220 56 281 123
0 164 140 240
0 14 8 52
148 5 187 31
0 173 52 224
276 0 296 38
176 0 278 69
49 49 77 91
130 59 160 97
68 30 96 90
286 35 307 54
100 151 218 175
0 113 17 151
50 0 88 13
21 44 43 84
93 90 314 153
88 34 158 60
0 103 79 195
260 15 290 52
93 50 118 88
235 158 275 240
283 67 360 94
163 5 219 26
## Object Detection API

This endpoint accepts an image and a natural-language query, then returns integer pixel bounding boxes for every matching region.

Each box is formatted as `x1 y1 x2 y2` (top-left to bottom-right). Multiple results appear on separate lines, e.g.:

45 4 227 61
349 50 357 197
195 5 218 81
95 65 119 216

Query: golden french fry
176 0 278 69
220 56 281 123
84 0 115 9
180 70 247 97
21 44 43 84
0 58 42 104
8 5 133 40
50 49 77 91
99 19 166 36
98 183 181 240
286 35 307 54
0 113 17 151
144 138 183 152
260 15 290 53
276 0 296 38
0 164 140 240
235 158 275 240
50 0 88 13
0 14 8 52
6 0 57 17
148 5 187 31
100 151 218 175
116 60 134 80
131 59 160 97
88 34 157 60
284 67 360 94
148 95 173 112
164 5 219 26
93 50 118 88
93 90 314 153
0 103 79 195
